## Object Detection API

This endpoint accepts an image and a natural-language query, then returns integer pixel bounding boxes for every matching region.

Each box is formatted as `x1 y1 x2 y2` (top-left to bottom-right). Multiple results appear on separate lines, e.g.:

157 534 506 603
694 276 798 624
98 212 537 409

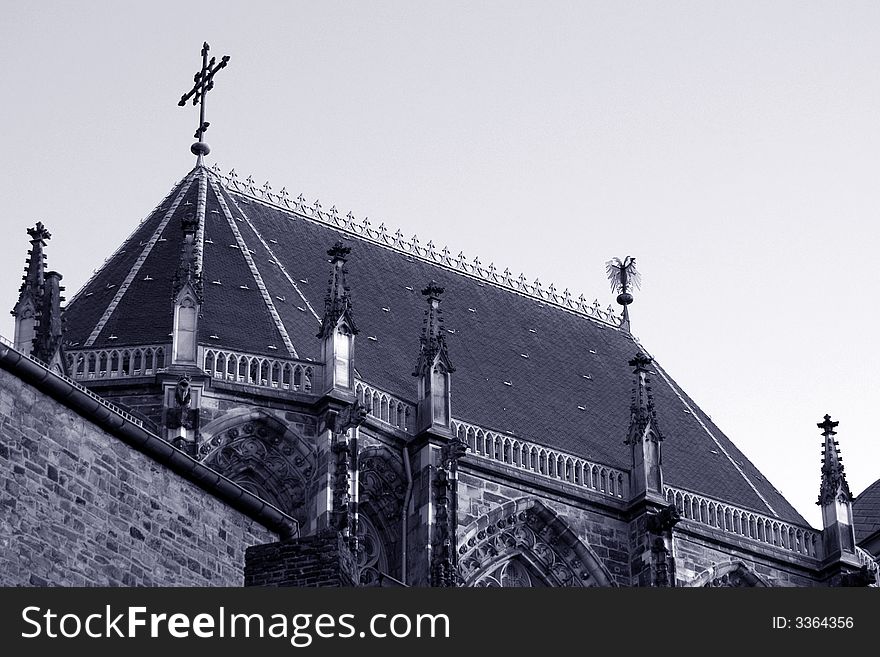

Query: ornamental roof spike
261 181 272 194
209 162 222 175
313 198 322 211
296 193 307 204
817 414 853 506
517 273 527 288
362 216 371 231
410 234 420 252
626 351 662 445
329 205 338 216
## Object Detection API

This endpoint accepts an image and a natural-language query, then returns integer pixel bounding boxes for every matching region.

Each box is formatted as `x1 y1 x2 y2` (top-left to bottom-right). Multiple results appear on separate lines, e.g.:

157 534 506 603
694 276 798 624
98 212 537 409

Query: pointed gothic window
431 364 448 425
334 327 351 388
173 295 198 364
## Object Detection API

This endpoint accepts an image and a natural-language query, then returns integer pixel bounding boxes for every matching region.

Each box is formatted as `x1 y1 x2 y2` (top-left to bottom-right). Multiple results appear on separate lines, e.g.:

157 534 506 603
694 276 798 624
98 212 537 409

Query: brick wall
245 531 356 587
0 368 276 586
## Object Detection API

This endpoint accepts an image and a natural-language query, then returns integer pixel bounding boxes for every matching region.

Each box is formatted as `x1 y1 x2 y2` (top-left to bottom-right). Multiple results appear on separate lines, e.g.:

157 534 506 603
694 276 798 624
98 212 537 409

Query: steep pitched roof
63 165 808 525
854 479 880 544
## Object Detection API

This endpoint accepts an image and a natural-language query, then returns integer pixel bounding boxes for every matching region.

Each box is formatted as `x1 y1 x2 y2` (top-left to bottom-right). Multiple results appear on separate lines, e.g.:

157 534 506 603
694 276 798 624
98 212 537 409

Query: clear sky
1 1 878 527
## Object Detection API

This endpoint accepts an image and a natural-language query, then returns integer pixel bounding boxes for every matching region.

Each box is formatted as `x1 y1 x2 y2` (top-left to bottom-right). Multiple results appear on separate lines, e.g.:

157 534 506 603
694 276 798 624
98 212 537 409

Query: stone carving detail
356 514 389 586
431 438 469 587
647 504 681 533
458 500 613 587
326 401 369 551
475 559 539 587
167 375 200 454
359 446 406 523
690 561 767 588
199 417 315 526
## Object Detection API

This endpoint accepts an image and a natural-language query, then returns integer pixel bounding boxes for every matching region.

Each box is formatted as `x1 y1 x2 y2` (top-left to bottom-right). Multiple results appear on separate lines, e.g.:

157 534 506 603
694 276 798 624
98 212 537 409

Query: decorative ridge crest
207 165 625 329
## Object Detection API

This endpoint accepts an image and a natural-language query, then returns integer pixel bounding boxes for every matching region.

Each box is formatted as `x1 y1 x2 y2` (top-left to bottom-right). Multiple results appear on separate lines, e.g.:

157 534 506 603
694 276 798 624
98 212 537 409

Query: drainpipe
400 444 413 585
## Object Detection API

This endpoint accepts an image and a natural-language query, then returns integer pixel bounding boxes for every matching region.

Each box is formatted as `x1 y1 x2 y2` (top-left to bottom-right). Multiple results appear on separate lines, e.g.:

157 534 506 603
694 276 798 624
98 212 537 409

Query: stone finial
317 241 358 339
817 414 853 506
413 281 455 377
626 352 662 444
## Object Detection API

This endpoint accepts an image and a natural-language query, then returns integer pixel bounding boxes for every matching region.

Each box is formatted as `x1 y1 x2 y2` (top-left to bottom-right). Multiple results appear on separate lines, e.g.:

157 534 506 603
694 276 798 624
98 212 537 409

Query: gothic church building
1 92 878 588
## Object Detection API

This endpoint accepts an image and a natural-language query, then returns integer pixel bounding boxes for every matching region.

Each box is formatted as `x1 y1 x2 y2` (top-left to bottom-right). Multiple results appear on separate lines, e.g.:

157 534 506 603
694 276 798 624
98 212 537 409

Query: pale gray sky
2 1 878 527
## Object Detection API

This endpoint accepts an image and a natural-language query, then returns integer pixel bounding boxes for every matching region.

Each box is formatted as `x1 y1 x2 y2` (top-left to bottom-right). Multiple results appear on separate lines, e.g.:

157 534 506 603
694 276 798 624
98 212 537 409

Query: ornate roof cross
178 42 230 163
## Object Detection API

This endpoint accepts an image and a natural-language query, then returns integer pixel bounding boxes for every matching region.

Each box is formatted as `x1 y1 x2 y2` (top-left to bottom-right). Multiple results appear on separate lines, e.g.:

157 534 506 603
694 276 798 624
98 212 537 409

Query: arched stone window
334 326 352 388
357 514 389 586
474 557 545 587
198 410 315 527
458 497 615 587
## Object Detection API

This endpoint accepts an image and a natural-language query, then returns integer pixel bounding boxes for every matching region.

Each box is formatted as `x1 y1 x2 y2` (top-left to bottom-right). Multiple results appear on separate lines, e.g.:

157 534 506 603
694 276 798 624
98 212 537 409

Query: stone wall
673 527 821 587
0 368 276 586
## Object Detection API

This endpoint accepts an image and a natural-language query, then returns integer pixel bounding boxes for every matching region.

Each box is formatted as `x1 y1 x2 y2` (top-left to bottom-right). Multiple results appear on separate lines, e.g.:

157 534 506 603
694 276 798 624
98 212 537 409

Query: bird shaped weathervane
178 42 230 164
606 256 641 332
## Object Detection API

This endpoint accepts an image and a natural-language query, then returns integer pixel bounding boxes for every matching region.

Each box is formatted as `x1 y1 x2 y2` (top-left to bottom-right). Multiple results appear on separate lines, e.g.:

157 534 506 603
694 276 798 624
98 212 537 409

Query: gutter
0 342 298 540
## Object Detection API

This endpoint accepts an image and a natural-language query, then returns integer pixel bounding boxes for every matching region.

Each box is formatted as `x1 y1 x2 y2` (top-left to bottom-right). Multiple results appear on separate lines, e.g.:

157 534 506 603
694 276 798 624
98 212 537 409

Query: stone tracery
198 410 315 527
458 498 614 588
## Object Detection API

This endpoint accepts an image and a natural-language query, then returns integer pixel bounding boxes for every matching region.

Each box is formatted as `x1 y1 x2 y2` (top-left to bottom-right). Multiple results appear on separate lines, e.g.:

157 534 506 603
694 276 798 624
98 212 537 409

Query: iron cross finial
178 42 230 163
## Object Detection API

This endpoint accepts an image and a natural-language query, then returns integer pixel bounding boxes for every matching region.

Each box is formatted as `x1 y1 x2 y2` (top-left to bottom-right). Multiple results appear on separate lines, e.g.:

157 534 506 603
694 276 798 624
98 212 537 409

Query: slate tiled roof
854 479 880 543
62 165 808 526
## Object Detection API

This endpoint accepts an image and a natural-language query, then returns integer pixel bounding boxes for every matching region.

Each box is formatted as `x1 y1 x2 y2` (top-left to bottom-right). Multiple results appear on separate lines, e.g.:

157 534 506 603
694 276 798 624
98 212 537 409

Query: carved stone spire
815 414 859 567
171 196 203 303
626 352 662 444
626 352 663 498
170 173 205 367
31 270 67 374
318 242 358 393
413 281 454 377
817 414 852 506
318 241 358 340
12 223 51 355
413 281 455 434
